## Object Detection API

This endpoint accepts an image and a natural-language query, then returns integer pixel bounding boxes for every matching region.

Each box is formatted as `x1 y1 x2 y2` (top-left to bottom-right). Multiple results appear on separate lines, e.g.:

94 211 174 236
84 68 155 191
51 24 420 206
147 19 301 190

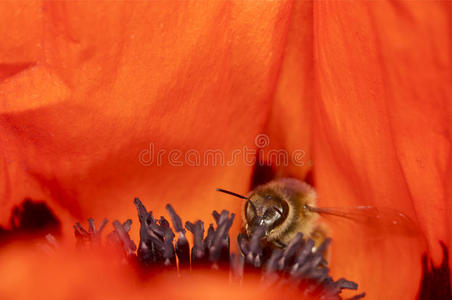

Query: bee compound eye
245 201 256 220
271 200 289 228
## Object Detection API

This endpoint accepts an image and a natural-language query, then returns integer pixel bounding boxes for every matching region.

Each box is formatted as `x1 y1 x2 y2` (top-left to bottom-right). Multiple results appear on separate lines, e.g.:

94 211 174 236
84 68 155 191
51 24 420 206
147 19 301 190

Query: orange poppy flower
0 1 450 300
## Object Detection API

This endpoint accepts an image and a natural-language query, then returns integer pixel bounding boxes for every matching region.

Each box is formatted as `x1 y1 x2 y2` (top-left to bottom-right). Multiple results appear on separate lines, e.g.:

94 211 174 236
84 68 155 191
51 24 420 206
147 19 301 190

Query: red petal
313 1 451 298
0 1 293 237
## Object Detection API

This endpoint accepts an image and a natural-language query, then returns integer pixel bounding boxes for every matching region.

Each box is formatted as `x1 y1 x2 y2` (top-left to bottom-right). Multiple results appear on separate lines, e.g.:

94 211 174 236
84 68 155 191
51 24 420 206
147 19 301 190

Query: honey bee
218 178 426 299
216 178 422 249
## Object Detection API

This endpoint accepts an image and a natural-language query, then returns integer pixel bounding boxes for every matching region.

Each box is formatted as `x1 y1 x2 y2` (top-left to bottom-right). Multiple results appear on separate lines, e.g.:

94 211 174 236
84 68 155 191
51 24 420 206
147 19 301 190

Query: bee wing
314 206 428 300
313 206 423 239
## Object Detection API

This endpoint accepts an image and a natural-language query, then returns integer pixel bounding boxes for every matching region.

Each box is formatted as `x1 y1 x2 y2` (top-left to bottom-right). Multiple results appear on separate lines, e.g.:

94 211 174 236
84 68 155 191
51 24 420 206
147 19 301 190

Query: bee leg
275 239 286 248
237 232 249 256
310 223 330 263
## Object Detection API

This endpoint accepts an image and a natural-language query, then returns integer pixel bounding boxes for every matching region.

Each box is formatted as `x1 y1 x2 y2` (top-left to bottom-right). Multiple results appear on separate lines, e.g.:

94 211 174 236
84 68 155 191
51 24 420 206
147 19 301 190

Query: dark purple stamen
69 198 364 299
185 220 206 264
74 218 108 246
111 220 137 256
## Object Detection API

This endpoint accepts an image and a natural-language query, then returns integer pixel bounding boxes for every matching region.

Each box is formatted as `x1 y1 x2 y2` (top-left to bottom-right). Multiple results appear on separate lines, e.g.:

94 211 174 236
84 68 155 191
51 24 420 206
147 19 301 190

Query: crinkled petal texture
0 1 451 300
312 1 451 299
0 0 293 234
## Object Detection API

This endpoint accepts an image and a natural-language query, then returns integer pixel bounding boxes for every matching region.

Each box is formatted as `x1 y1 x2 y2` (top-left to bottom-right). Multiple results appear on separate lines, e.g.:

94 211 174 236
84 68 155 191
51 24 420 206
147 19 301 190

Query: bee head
244 190 289 239
215 186 290 243
217 179 317 248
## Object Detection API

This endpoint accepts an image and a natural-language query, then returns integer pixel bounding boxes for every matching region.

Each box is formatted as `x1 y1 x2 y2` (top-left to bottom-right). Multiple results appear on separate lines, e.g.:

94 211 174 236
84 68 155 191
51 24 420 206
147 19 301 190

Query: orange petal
313 1 451 299
0 242 316 300
264 0 313 180
0 1 294 241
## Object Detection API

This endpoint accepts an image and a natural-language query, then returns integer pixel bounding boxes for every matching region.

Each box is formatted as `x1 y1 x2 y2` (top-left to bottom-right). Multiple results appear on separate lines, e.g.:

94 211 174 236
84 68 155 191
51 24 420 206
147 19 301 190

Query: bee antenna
216 188 257 214
216 188 248 200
